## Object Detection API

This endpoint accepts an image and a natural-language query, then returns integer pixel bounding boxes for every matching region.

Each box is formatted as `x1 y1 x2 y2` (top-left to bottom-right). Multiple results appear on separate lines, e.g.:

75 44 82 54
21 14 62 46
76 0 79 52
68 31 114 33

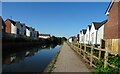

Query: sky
2 2 110 38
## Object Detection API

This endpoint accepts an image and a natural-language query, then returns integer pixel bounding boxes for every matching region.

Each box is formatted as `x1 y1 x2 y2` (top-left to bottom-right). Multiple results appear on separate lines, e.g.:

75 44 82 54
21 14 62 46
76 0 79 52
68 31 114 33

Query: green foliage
108 55 120 67
93 50 99 57
94 56 120 73
86 47 91 53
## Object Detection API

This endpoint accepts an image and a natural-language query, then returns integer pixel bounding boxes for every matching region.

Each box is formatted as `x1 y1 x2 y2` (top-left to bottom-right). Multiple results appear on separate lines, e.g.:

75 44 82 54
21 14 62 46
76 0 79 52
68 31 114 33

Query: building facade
104 0 120 55
5 19 17 34
85 25 91 44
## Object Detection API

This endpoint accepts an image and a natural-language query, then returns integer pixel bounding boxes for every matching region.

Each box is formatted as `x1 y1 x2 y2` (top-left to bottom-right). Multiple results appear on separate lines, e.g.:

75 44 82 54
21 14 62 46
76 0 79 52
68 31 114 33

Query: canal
2 43 61 74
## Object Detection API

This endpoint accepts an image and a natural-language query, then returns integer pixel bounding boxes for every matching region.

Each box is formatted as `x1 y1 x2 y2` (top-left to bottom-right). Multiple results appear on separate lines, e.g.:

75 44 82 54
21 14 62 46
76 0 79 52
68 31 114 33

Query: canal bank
2 32 66 49
43 45 63 73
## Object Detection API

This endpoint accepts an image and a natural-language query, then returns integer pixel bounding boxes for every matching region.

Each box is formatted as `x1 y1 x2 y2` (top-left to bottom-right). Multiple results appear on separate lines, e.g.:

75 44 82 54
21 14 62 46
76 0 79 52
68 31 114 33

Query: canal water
2 44 61 73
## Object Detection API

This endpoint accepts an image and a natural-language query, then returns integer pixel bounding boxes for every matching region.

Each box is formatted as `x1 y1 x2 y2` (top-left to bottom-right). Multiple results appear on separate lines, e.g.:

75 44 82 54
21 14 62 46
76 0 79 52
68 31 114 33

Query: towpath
53 42 91 72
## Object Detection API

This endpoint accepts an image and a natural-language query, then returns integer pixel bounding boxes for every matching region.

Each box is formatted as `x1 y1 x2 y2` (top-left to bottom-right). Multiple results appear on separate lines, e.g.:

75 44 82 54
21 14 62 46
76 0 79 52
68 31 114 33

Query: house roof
82 29 87 34
93 20 108 30
5 19 16 25
26 26 30 29
80 30 82 33
39 34 51 36
88 25 92 30
105 0 119 15
21 23 25 27
105 0 113 15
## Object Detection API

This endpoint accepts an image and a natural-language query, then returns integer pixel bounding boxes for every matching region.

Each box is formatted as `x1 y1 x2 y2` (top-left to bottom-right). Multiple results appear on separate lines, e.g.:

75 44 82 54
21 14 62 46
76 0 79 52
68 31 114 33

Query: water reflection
2 43 61 73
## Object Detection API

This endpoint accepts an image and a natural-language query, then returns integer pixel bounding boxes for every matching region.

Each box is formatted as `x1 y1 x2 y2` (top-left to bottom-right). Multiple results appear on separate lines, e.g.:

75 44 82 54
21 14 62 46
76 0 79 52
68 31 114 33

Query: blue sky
2 2 110 38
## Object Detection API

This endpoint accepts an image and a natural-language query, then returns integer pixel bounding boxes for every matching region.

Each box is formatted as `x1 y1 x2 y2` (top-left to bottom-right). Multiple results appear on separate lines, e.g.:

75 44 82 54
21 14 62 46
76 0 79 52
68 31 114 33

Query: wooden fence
105 39 120 55
67 42 119 69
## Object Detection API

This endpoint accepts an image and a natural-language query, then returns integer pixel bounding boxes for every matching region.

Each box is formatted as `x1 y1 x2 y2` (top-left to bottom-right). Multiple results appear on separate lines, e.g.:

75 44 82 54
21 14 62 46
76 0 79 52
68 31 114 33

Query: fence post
104 47 108 68
78 43 80 53
84 44 86 60
80 43 82 55
90 46 94 66
73 42 74 49
78 43 80 48
98 50 101 62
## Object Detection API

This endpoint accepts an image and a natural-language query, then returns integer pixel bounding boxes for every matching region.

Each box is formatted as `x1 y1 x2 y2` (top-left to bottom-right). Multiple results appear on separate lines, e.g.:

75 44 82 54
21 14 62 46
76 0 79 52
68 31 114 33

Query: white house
68 37 72 43
29 27 35 37
16 21 22 35
85 25 91 44
26 26 30 37
34 31 39 38
79 31 82 43
39 34 51 39
21 23 26 36
97 20 107 45
80 29 87 44
90 20 107 45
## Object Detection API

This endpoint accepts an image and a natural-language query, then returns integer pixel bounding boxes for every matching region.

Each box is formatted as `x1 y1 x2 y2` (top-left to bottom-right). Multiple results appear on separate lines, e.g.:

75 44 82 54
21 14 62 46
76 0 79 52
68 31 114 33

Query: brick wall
118 1 120 38
5 20 11 33
104 2 119 39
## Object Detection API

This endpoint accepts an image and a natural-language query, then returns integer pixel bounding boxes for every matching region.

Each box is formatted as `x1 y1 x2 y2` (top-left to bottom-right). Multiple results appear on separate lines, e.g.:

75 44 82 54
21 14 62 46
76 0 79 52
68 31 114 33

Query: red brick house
104 0 120 39
5 19 17 34
104 0 120 55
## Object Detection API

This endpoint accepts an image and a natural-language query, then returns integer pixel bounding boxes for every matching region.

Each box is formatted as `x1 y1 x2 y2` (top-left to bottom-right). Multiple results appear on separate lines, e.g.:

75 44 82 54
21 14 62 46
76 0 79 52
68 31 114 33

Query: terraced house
90 20 107 45
4 18 39 39
5 19 17 34
79 29 87 44
84 25 91 44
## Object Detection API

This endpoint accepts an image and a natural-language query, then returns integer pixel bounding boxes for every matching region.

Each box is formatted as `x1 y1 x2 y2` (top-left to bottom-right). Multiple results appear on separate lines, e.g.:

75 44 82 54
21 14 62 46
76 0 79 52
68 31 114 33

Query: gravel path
53 42 90 72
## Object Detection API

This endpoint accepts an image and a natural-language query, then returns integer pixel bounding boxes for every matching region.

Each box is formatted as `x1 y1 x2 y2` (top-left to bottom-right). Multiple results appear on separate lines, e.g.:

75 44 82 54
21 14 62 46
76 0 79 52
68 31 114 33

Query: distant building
79 30 82 43
80 29 87 44
15 21 22 35
68 37 72 43
29 27 35 37
84 25 91 44
21 23 26 36
34 31 39 38
39 34 51 39
5 19 17 34
72 36 78 43
26 26 30 37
